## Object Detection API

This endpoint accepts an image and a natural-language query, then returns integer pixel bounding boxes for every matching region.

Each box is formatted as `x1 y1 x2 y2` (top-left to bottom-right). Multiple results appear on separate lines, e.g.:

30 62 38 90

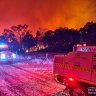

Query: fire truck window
65 62 68 64
93 54 96 58
92 54 96 61
93 65 96 69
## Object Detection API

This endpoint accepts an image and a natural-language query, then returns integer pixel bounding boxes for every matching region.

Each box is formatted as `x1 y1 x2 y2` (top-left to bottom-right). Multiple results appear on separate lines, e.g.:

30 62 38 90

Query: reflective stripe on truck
54 63 96 73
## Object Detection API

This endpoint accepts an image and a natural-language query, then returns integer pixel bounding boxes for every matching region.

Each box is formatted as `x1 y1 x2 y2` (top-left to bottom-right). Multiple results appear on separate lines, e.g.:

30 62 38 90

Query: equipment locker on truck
53 45 96 96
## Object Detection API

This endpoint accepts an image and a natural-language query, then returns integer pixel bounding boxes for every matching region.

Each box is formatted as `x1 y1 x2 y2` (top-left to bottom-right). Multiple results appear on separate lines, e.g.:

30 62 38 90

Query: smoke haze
0 0 96 35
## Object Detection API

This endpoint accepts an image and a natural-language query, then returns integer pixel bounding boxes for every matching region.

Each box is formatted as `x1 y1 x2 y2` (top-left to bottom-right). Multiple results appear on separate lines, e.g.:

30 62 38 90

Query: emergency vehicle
53 45 96 96
0 44 16 63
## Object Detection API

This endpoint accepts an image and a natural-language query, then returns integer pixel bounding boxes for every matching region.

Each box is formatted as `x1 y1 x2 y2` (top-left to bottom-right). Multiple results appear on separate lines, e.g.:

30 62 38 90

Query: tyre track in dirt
8 64 64 95
0 65 54 96
0 65 48 96
10 64 64 91
0 62 64 96
0 66 30 96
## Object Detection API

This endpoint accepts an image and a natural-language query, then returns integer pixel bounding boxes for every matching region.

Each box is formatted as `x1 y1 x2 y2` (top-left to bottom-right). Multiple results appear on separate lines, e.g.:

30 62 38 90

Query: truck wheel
69 86 88 96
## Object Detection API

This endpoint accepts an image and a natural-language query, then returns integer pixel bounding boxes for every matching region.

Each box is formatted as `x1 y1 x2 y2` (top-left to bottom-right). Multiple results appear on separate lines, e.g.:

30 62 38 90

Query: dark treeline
0 21 96 54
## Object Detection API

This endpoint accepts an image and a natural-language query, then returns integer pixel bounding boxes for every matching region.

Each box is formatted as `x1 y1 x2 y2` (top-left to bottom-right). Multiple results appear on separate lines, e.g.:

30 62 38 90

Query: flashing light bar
1 54 6 59
77 47 96 52
0 44 8 48
12 54 16 58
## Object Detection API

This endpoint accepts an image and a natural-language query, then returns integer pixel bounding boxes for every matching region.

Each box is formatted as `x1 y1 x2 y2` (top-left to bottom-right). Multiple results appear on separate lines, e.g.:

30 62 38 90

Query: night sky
0 0 96 36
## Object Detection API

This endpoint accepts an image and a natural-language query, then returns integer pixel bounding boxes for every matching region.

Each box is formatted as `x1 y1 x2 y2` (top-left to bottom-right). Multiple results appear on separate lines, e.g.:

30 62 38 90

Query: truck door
73 52 92 81
61 52 75 77
91 53 96 82
53 55 64 75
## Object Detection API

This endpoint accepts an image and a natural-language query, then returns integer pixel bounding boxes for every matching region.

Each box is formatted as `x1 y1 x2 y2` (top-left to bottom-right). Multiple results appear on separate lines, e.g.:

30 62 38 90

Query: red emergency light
68 77 74 82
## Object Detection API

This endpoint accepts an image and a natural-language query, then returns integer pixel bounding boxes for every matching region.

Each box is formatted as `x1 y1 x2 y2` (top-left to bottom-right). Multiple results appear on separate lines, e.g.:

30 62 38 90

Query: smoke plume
0 0 96 35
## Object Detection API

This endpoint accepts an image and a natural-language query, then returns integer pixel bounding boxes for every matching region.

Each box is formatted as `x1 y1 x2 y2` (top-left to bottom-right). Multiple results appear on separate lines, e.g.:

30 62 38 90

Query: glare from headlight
1 54 6 59
12 54 16 58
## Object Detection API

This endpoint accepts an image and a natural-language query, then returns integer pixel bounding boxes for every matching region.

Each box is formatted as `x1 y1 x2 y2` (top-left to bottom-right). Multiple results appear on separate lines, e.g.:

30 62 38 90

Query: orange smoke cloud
0 0 96 36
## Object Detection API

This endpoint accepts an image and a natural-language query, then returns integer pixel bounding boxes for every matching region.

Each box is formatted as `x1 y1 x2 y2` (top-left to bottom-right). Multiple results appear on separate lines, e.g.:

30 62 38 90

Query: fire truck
53 45 96 96
0 44 17 63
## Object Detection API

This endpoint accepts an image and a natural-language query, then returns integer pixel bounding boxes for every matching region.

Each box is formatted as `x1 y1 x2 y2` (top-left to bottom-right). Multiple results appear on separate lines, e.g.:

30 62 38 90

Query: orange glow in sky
0 0 96 36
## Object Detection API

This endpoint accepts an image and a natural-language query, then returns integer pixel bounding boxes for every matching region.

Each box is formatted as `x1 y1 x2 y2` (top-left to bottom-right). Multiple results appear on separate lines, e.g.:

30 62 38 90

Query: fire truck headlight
1 54 6 59
12 54 16 59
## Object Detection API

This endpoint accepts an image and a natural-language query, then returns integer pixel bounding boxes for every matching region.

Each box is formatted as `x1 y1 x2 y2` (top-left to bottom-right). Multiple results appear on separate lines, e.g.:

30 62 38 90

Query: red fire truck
53 45 96 96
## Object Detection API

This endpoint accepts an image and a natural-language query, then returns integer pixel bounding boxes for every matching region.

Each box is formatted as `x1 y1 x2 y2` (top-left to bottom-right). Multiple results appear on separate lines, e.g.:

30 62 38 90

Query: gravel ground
0 57 68 96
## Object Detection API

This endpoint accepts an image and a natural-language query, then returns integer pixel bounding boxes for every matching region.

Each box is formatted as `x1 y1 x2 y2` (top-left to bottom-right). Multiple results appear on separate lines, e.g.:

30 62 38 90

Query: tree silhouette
2 29 19 52
11 24 28 43
83 22 96 45
22 31 36 50
53 27 80 46
42 30 54 47
0 35 7 43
